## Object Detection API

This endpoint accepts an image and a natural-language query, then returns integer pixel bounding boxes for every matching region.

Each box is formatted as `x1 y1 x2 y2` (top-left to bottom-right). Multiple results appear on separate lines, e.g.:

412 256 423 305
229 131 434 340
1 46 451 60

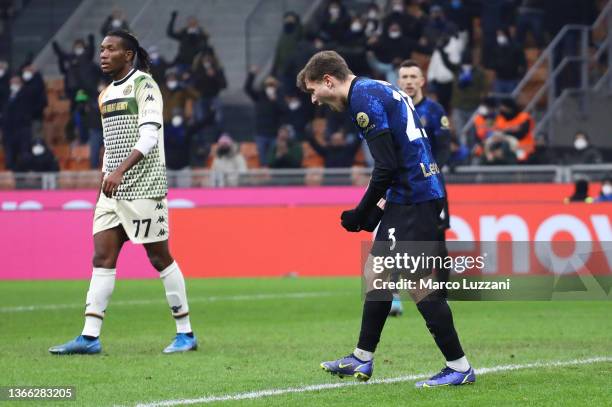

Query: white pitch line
133 356 612 407
0 291 345 313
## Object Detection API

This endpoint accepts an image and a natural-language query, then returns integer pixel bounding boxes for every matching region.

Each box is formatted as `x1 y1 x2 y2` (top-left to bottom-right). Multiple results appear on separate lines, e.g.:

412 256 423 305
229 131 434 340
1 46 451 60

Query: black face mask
217 146 231 157
284 21 296 33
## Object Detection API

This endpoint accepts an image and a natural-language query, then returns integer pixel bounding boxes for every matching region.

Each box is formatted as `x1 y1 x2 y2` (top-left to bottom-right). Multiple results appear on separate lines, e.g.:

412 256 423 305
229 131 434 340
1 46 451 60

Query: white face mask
368 10 378 19
389 30 401 39
265 86 276 99
112 19 122 28
351 22 363 32
329 7 340 18
288 100 301 111
74 47 84 56
22 71 33 81
0 69 6 77
166 80 178 90
497 35 508 45
392 4 404 12
574 138 588 150
10 83 20 93
171 115 183 127
477 105 489 116
602 184 612 196
187 27 199 34
32 143 45 156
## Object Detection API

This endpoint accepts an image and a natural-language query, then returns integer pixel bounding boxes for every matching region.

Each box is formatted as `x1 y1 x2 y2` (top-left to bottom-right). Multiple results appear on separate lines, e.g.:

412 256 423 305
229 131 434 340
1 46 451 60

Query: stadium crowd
0 0 608 184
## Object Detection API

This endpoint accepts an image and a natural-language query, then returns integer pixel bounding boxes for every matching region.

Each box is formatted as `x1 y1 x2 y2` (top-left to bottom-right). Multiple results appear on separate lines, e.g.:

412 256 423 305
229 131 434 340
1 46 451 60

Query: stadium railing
1 164 611 190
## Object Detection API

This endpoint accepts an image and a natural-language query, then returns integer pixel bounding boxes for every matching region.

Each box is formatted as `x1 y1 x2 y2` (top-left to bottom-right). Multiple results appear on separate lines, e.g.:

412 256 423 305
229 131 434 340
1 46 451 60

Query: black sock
416 295 464 361
82 335 98 341
184 332 194 338
356 289 393 352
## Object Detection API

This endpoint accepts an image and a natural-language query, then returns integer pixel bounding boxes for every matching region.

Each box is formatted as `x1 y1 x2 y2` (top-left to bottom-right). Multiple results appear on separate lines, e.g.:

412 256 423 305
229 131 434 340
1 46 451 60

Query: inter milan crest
123 85 132 95
356 112 369 128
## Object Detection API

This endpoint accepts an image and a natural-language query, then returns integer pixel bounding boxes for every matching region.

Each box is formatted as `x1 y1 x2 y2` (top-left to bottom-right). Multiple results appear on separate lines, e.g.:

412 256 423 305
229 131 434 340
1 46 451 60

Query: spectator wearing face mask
492 98 535 162
15 137 59 173
244 66 285 166
471 96 498 158
492 29 527 95
273 11 303 89
19 65 47 127
191 50 227 129
1 75 32 170
100 8 130 37
420 5 458 54
266 124 302 169
450 53 487 144
384 0 423 41
426 31 465 112
210 134 247 187
367 21 416 84
336 16 370 77
363 3 382 39
565 132 603 165
52 34 100 110
160 71 200 125
167 11 212 69
147 45 170 85
595 176 612 203
480 131 518 165
319 0 351 44
281 91 310 140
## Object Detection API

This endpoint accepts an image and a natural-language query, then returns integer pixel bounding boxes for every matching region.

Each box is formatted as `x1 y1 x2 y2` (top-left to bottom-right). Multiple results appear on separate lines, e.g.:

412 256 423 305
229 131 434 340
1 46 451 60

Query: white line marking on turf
133 356 612 407
0 291 345 313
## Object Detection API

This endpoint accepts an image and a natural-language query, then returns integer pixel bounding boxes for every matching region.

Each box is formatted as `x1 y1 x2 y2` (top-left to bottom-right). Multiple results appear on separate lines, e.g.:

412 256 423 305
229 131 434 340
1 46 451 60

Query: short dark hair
296 50 353 92
399 59 423 74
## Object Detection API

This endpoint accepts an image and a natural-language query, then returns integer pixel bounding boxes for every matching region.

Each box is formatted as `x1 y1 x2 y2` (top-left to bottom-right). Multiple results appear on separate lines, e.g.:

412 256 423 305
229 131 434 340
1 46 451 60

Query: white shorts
93 194 169 244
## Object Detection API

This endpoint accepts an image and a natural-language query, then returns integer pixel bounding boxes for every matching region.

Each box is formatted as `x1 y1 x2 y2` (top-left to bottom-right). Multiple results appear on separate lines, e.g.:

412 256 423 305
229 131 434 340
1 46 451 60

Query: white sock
446 356 470 372
160 261 192 334
82 267 116 337
353 348 374 361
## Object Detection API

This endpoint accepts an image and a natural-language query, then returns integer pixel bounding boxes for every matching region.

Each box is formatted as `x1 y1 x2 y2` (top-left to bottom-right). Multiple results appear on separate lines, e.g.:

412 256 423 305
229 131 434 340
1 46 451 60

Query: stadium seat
302 142 324 168
68 144 91 171
239 142 260 168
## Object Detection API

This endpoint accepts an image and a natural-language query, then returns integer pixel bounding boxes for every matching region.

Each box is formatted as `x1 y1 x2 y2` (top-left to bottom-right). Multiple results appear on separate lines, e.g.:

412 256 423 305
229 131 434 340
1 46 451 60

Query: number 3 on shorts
388 227 396 250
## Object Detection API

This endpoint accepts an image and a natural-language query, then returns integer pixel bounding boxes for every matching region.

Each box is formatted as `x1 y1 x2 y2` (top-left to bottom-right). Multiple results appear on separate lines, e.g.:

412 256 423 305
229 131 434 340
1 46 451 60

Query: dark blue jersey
414 97 451 167
348 77 445 204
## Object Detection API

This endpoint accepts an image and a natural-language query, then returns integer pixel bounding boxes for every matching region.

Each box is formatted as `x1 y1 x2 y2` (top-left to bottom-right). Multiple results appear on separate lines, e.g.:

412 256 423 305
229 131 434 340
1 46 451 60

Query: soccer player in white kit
49 30 197 355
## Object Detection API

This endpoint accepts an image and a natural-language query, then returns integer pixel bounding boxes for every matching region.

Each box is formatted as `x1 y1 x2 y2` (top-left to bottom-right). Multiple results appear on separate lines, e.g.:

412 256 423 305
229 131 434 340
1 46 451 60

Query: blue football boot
415 366 476 387
162 333 198 354
48 335 101 355
389 294 403 317
320 354 373 382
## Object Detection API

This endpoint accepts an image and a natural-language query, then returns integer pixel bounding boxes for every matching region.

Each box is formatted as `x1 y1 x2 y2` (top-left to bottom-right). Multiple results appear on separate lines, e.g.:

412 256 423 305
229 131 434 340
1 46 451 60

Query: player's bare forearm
102 150 144 197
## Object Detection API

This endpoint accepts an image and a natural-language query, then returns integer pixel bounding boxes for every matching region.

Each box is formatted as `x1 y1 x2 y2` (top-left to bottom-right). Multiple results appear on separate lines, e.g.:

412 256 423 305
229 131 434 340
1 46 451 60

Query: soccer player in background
49 31 197 355
387 60 453 316
297 51 474 387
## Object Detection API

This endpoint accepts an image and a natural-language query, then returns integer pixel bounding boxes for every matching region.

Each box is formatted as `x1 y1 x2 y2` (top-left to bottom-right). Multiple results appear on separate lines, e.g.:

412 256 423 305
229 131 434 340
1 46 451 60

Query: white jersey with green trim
98 68 167 200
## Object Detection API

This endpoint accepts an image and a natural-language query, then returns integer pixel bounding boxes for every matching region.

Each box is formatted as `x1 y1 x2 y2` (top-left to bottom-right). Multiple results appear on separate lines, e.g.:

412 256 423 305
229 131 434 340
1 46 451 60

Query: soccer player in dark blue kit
387 60 453 316
297 51 474 387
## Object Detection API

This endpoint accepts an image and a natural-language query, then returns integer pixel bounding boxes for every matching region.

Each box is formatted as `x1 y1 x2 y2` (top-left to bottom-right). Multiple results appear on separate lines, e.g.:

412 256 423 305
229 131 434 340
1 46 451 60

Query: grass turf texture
1 278 610 406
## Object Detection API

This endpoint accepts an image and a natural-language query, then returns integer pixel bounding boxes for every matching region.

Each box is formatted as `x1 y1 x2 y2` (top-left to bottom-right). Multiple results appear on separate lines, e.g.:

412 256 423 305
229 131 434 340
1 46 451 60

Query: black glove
361 206 384 232
341 209 362 232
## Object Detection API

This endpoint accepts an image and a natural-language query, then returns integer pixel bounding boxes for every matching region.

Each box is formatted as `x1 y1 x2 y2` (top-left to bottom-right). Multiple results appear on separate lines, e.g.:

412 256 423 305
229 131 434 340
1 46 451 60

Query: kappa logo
157 229 167 237
144 82 154 89
171 305 182 313
155 202 164 210
145 94 155 102
157 216 166 223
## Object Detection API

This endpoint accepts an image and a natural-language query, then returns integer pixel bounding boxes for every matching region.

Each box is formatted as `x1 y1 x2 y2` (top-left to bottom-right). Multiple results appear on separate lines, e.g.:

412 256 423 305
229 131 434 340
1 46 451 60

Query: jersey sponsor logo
145 94 155 102
420 162 440 177
123 84 132 95
441 115 450 128
356 112 369 128
100 101 129 114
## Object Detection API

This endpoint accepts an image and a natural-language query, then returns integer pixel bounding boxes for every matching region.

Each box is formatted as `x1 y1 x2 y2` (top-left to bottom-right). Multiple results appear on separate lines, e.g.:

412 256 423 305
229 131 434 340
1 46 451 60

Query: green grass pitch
1 278 610 406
